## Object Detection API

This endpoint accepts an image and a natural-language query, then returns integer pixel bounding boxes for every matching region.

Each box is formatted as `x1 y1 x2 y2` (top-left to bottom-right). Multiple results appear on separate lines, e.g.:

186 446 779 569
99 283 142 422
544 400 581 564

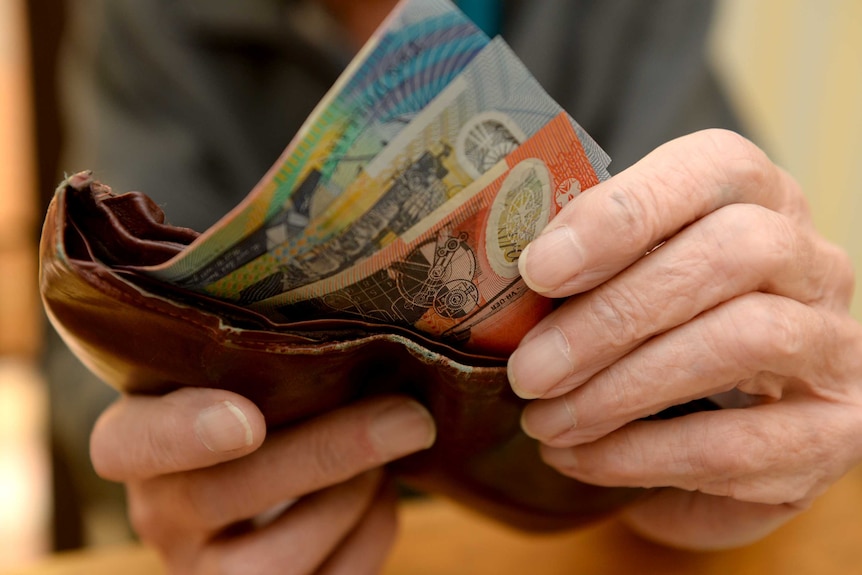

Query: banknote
144 0 489 286
203 37 577 302
250 112 600 354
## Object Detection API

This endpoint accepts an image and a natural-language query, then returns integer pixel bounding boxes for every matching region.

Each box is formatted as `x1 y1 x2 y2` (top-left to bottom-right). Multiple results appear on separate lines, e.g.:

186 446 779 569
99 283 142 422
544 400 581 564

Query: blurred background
0 0 860 569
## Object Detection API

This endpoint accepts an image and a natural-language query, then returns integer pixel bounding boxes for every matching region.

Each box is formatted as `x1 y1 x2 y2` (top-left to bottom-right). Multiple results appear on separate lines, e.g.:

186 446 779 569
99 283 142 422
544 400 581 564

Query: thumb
90 387 266 481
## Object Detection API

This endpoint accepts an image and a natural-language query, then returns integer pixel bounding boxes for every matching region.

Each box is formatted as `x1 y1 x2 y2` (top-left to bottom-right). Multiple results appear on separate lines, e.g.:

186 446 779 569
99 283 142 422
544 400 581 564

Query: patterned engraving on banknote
173 169 322 289
456 111 524 179
433 279 479 318
298 231 478 329
237 144 454 304
554 177 582 209
485 158 552 279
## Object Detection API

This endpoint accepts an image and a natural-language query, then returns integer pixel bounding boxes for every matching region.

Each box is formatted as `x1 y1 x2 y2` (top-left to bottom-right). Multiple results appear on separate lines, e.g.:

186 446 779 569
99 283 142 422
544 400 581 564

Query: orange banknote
252 112 600 355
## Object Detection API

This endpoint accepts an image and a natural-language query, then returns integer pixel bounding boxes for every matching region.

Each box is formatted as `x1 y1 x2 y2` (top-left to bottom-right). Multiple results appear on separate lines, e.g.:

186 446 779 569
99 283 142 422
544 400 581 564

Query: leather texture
40 172 645 531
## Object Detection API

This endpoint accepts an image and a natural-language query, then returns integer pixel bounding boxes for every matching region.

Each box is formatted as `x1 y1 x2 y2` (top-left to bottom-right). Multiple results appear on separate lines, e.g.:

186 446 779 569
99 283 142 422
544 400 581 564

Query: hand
90 388 436 574
507 129 862 549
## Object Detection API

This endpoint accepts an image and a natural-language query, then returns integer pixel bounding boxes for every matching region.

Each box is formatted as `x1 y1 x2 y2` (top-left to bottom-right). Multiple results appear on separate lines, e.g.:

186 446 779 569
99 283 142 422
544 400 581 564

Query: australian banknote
203 37 586 303
144 0 490 286
250 113 600 354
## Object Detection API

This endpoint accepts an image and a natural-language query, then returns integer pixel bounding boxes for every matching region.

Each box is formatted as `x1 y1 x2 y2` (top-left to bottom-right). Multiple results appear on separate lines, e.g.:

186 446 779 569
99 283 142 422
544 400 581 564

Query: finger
620 488 803 550
316 479 400 575
520 293 862 445
129 395 434 535
193 471 384 575
539 399 862 506
517 129 812 297
508 203 854 399
91 387 266 481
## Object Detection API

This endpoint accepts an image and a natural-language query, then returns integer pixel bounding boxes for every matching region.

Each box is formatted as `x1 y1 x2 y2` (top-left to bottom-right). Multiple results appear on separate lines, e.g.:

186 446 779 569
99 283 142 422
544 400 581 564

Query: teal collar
456 0 502 37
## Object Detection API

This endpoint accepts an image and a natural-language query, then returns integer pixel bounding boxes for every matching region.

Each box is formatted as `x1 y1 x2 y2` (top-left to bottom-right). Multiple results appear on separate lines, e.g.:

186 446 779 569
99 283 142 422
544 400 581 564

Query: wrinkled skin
508 129 862 550
88 130 862 574
90 390 435 574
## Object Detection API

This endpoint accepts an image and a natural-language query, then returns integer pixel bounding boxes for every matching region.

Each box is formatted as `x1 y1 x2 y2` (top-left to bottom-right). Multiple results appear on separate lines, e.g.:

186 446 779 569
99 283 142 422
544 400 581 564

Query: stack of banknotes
141 0 611 355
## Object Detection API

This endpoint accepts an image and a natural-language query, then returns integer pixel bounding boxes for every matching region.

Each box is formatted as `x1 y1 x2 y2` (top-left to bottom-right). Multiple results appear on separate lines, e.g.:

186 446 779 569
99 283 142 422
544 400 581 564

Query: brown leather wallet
40 172 715 531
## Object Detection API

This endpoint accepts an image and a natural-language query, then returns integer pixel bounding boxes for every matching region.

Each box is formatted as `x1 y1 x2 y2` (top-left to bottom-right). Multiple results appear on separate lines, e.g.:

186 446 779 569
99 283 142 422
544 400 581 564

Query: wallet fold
41 172 647 531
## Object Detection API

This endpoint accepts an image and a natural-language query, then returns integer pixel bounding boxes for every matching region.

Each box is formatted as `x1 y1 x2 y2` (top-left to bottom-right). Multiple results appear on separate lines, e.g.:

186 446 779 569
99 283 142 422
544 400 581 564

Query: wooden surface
382 467 862 575
6 466 862 575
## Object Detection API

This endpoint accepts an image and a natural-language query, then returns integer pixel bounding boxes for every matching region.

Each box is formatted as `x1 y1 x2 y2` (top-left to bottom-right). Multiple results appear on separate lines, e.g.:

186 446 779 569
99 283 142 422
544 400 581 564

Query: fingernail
518 226 584 293
521 397 577 442
370 400 436 459
195 401 254 453
508 327 574 399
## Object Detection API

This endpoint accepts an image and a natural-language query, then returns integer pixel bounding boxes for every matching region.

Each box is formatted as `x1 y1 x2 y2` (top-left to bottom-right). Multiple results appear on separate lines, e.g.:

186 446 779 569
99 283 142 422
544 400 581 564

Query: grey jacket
60 0 739 231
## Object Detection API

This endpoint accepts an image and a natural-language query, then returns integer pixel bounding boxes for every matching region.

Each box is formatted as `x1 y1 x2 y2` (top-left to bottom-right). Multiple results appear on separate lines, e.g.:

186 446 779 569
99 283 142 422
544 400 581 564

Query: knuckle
713 295 804 370
700 129 774 193
600 181 661 253
748 299 807 362
818 239 856 307
780 421 844 500
705 204 797 278
714 419 768 476
126 482 172 543
584 370 638 436
305 421 380 483
587 283 647 348
690 419 769 495
127 507 162 546
833 246 856 295
702 128 760 158
695 131 818 241
777 468 830 504
704 204 855 311
143 470 227 534
182 474 228 530
697 413 838 505
138 418 184 474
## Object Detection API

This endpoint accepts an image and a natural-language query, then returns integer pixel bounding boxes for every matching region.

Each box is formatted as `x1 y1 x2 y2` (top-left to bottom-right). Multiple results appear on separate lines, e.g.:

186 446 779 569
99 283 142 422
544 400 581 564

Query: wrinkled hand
90 389 435 574
507 130 862 549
